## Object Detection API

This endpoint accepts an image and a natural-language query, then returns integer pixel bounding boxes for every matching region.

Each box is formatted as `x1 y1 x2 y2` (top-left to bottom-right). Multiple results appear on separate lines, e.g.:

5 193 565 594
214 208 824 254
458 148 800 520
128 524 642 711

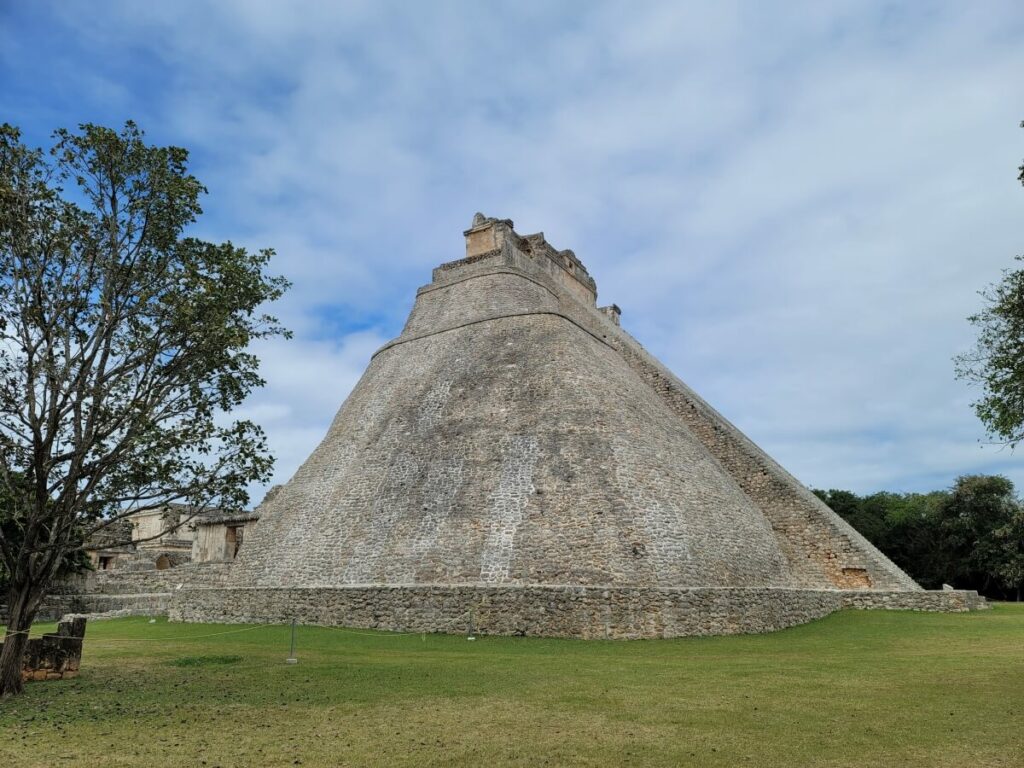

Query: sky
2 1 1023 503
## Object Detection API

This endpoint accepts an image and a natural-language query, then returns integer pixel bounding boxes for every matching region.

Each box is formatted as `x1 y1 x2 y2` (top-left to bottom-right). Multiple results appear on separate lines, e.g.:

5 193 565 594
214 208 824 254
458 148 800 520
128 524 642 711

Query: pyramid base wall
168 586 986 639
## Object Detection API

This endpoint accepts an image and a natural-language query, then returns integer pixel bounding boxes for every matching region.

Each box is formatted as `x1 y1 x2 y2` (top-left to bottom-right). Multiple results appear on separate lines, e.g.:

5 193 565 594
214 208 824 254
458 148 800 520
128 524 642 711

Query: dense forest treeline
814 475 1024 601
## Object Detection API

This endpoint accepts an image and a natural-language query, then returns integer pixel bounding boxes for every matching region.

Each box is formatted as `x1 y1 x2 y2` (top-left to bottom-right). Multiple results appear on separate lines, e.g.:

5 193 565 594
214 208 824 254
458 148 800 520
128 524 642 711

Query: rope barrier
307 625 424 637
3 601 486 644
2 623 275 642
79 623 276 642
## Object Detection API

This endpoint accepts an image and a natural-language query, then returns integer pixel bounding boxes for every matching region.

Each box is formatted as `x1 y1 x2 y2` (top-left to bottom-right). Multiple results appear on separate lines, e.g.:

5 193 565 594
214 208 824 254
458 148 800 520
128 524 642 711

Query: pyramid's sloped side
464 240 916 590
236 224 919 595
232 281 796 590
394 246 919 591
599 326 921 591
535 300 917 588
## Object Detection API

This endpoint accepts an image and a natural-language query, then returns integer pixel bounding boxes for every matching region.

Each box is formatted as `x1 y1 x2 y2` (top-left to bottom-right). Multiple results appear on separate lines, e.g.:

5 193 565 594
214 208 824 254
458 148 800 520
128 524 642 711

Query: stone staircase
29 561 235 621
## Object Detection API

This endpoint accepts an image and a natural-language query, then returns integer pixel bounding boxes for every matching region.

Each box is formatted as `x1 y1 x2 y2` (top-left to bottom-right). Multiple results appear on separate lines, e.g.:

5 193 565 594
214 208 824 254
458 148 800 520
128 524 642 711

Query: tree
993 507 1024 601
0 472 90 594
814 486 954 590
815 478 1024 598
881 490 955 591
941 475 1022 597
954 120 1024 445
0 122 288 696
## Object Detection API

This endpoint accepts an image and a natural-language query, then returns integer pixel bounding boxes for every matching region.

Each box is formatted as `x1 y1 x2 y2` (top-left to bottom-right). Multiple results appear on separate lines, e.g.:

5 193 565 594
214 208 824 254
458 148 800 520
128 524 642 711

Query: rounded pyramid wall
166 215 978 638
233 306 795 590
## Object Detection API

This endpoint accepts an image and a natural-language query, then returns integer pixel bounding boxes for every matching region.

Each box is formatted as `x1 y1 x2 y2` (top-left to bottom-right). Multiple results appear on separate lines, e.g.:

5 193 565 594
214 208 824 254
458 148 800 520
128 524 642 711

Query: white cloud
8 0 1024 498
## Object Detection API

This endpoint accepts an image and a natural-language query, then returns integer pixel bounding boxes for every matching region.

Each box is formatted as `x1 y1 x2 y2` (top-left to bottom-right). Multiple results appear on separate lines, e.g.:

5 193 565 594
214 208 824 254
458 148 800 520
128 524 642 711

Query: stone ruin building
25 504 261 622
83 504 261 573
166 214 984 638
189 509 259 563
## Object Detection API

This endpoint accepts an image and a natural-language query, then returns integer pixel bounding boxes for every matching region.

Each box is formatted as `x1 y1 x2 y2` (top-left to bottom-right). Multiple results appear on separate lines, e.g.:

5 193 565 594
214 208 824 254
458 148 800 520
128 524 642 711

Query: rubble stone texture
0 616 87 682
174 215 983 637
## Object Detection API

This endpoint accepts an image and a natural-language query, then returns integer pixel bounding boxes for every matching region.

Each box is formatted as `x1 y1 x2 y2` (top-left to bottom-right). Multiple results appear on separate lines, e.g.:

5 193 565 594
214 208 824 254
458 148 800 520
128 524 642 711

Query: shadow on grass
166 654 243 668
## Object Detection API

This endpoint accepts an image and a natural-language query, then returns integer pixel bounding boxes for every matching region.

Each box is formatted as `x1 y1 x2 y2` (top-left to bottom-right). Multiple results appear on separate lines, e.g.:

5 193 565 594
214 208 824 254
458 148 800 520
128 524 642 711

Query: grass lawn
1 605 1022 767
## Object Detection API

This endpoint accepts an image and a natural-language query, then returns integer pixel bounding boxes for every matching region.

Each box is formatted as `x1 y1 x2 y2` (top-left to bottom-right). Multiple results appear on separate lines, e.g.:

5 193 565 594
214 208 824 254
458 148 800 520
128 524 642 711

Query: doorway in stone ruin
226 526 243 559
155 554 171 570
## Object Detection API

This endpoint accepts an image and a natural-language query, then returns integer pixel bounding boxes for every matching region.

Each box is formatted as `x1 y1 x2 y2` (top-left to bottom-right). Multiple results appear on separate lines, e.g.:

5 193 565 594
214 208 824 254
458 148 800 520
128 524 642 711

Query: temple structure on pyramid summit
169 214 987 638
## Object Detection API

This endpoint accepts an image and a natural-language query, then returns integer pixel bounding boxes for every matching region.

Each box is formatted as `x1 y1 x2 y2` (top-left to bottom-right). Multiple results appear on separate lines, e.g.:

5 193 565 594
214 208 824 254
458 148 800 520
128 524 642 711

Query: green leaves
816 475 1024 599
0 120 289 609
956 120 1024 446
955 256 1024 446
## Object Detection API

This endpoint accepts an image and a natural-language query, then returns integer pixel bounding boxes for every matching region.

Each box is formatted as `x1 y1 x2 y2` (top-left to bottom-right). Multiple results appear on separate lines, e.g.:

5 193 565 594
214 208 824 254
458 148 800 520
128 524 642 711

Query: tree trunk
0 584 43 697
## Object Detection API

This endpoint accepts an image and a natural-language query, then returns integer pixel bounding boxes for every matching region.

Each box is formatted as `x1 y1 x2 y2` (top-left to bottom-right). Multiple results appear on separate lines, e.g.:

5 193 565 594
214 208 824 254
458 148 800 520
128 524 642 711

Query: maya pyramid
173 215 984 637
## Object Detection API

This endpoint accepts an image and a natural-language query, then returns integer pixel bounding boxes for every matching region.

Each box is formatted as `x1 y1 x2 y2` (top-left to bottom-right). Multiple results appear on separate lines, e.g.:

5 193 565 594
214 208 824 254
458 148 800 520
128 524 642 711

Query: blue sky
3 1 1023 501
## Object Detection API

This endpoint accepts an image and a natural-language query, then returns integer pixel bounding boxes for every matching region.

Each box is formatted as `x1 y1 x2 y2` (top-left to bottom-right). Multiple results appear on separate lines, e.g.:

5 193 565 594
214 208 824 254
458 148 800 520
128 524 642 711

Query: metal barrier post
285 618 298 664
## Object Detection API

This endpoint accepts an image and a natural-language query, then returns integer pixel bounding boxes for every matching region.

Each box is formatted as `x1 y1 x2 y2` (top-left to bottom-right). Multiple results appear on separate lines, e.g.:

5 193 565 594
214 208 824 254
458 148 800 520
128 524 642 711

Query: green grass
2 606 1023 767
166 654 244 668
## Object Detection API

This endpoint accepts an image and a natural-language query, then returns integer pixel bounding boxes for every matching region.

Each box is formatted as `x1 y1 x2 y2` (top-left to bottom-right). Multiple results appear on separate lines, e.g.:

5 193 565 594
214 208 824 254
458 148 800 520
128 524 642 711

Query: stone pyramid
173 215 984 637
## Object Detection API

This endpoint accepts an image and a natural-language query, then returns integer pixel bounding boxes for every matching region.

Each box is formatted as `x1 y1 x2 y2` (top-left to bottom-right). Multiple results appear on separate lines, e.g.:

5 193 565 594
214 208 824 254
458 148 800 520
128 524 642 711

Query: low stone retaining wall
840 589 987 612
168 585 986 639
24 561 236 621
84 570 184 595
83 561 234 595
35 592 171 621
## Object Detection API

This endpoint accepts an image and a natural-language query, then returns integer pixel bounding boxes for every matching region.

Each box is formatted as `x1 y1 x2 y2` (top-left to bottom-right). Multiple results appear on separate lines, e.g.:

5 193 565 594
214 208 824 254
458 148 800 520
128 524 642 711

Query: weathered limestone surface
178 215 984 637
